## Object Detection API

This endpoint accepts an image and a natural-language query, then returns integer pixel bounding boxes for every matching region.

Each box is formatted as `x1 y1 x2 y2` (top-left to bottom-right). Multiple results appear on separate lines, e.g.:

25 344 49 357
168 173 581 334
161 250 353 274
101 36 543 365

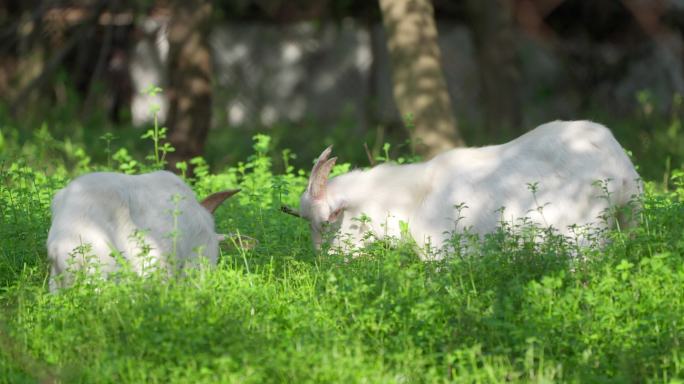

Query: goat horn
200 189 240 214
311 145 333 176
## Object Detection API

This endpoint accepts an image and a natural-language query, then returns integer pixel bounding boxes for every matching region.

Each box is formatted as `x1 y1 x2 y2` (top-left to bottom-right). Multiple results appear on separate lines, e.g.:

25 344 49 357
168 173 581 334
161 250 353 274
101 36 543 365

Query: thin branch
364 142 376 166
280 205 301 218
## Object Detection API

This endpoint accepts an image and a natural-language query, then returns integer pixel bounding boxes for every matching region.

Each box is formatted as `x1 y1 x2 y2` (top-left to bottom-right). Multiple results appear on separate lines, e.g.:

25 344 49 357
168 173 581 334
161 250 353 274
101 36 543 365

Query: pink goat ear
327 207 344 222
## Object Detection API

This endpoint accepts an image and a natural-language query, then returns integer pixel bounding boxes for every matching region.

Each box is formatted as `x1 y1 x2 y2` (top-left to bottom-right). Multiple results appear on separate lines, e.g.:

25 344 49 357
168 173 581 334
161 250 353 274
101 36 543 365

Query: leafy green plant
1 109 684 383
140 86 175 171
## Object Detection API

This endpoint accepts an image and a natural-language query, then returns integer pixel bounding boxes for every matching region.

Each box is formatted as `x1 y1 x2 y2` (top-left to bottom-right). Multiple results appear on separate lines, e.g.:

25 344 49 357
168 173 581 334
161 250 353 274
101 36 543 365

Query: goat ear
328 207 344 222
327 199 347 222
200 189 240 214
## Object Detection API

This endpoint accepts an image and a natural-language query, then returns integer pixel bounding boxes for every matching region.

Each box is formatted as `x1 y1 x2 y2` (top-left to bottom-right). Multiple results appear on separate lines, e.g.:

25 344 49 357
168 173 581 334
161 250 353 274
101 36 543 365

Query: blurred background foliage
1 0 684 183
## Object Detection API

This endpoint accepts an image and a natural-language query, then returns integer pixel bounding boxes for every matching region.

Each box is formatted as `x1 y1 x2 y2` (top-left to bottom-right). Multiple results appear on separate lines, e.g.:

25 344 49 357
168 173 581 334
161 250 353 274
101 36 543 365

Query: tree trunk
378 0 464 158
166 0 213 173
466 0 522 139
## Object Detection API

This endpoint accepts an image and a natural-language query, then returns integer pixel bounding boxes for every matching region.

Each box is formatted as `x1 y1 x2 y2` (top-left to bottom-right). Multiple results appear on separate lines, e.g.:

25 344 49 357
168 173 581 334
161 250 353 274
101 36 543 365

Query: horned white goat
295 120 641 256
47 170 238 291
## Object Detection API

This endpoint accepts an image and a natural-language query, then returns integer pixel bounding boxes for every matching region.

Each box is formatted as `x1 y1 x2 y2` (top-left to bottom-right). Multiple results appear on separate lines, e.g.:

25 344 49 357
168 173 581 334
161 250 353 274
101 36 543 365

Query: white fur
47 171 221 291
299 120 642 256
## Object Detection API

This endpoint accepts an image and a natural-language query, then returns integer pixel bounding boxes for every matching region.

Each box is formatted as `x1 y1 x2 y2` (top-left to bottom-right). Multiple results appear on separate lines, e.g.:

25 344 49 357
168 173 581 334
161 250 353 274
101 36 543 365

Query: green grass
1 120 684 382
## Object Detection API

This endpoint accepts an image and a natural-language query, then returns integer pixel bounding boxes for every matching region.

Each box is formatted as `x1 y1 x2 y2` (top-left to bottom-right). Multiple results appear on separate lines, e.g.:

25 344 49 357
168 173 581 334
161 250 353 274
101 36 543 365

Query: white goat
296 120 641 256
47 170 238 291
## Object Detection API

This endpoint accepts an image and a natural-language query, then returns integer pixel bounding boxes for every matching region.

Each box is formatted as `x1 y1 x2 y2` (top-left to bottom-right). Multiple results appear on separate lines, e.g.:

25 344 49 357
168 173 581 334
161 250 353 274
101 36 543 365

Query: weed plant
1 114 684 382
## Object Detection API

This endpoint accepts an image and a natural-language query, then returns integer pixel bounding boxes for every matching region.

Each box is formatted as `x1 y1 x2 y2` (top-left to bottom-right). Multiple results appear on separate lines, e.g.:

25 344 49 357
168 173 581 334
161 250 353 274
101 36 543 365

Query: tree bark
378 0 464 158
466 0 523 139
166 0 213 173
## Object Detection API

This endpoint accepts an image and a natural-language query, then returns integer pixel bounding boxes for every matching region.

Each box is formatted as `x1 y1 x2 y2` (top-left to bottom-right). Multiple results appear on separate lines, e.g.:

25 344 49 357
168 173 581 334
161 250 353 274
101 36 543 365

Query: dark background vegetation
1 0 684 181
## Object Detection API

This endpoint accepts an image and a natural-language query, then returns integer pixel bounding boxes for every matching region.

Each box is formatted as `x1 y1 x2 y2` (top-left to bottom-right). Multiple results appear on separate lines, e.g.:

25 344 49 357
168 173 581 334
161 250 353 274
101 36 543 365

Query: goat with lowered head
292 120 641 256
47 170 239 291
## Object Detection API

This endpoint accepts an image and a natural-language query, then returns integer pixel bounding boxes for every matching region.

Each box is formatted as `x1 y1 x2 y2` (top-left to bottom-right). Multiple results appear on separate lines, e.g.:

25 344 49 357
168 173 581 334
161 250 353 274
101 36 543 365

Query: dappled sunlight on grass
1 132 683 382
